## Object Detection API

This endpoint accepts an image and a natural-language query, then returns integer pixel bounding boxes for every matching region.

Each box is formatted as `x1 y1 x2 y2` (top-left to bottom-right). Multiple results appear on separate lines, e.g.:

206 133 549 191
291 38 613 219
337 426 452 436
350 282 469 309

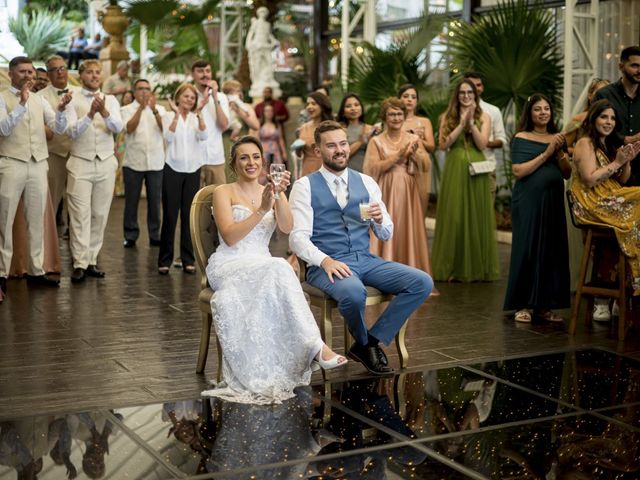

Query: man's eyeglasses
48 66 67 74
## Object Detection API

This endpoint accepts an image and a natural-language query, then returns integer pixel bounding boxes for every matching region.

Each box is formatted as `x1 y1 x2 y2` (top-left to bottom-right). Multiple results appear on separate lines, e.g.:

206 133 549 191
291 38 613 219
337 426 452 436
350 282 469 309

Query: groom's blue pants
306 251 432 346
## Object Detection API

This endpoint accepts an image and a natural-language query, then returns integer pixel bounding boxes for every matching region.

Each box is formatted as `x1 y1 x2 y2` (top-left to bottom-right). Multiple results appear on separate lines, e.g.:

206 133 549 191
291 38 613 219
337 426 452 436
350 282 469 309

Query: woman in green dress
504 94 572 323
431 79 499 282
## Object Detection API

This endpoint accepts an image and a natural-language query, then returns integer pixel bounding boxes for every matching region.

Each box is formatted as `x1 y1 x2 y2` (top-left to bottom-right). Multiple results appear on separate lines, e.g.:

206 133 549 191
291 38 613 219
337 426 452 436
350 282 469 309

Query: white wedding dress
202 205 324 404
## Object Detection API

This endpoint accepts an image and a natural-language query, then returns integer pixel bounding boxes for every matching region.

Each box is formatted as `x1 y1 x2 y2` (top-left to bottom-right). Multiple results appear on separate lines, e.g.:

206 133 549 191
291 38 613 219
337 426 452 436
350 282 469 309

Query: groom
289 121 433 375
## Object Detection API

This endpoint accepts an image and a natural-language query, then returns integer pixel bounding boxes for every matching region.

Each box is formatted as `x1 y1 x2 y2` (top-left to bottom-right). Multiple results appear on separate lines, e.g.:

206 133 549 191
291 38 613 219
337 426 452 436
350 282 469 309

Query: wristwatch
151 109 159 115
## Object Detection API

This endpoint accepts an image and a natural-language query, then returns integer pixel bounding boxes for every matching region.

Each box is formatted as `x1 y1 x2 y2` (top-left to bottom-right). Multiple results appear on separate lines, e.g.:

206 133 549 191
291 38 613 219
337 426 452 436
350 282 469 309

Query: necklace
531 129 548 135
235 184 260 206
385 131 403 145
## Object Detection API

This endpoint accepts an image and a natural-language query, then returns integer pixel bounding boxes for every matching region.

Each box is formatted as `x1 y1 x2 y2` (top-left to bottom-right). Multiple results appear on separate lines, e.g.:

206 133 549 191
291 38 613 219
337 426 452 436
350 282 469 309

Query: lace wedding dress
202 205 324 404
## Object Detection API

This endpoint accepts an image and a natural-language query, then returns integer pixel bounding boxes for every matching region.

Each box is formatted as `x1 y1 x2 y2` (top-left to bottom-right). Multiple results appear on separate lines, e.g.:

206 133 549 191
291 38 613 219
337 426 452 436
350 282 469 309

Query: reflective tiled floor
2 347 639 479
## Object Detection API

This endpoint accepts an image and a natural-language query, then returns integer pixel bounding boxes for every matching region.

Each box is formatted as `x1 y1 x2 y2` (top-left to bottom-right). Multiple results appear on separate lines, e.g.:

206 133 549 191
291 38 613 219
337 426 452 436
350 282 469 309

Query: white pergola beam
563 0 599 124
340 0 377 89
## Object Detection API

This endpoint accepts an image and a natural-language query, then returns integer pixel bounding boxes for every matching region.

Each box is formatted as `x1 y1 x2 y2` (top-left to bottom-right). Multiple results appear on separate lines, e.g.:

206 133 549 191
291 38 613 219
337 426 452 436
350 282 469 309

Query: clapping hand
616 142 638 167
19 82 31 105
149 94 157 110
197 88 210 113
167 96 179 114
92 94 108 117
259 183 275 212
57 91 73 111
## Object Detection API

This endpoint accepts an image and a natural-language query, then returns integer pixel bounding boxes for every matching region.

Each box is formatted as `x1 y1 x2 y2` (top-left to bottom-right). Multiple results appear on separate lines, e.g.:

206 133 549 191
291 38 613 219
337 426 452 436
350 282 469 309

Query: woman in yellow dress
570 99 640 295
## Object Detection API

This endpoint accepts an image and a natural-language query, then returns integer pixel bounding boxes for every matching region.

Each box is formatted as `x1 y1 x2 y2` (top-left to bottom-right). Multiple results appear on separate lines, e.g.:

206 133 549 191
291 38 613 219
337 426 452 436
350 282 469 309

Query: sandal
183 265 196 274
158 267 169 275
538 310 564 323
514 309 532 323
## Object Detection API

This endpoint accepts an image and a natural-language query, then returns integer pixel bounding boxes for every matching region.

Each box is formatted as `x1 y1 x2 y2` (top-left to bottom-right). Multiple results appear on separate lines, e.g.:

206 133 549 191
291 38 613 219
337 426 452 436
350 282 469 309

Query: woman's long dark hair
336 93 365 124
307 91 333 122
517 93 558 133
582 99 623 159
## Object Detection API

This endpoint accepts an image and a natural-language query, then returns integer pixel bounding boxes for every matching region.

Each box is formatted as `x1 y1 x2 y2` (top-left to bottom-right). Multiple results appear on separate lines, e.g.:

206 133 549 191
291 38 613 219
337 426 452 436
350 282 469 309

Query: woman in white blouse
158 83 208 275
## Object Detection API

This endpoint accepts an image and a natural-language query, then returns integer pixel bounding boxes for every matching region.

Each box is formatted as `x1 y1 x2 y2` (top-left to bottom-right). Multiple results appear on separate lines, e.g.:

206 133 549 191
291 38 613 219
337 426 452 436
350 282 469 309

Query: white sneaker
593 300 611 322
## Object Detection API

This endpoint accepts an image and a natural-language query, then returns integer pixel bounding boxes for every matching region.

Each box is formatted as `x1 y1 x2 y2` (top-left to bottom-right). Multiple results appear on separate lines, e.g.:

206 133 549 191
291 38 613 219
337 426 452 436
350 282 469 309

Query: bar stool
566 191 630 340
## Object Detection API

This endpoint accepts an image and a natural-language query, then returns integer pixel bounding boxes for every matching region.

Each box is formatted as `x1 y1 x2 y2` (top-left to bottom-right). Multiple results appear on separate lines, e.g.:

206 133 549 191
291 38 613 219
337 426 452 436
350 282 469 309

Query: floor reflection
1 348 639 479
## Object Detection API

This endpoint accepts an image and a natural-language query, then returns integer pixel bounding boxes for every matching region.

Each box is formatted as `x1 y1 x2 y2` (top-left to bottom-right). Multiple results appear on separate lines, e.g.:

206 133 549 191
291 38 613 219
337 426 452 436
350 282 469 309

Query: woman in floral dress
570 99 640 295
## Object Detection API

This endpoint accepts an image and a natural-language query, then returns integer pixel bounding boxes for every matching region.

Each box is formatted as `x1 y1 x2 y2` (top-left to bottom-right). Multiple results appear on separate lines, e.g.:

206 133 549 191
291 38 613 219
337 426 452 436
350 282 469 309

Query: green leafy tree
124 0 220 73
448 0 563 121
9 9 73 60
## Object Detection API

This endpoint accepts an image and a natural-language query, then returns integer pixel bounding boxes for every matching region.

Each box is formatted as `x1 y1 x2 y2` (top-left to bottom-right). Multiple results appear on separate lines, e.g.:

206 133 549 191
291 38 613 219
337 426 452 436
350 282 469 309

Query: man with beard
254 86 289 124
289 121 432 375
0 56 71 303
594 45 640 184
32 68 49 92
190 59 229 186
64 60 123 283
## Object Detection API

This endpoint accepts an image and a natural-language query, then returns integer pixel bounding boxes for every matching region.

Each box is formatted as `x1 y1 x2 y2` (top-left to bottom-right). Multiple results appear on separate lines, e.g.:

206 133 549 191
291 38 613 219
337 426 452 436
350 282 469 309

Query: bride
202 136 347 404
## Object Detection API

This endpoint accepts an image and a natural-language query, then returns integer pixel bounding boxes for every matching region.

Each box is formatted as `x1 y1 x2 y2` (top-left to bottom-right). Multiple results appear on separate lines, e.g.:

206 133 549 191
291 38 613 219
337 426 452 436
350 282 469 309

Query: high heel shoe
313 351 348 371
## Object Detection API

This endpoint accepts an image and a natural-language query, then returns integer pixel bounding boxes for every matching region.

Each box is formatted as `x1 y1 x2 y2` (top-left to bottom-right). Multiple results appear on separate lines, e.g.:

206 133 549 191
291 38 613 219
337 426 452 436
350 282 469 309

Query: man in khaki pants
65 60 123 283
191 59 229 186
38 55 78 236
0 56 71 303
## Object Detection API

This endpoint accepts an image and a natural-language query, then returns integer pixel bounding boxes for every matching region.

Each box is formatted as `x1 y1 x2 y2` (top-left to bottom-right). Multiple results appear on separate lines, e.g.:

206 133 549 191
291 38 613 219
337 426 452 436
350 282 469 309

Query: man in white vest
120 78 165 248
191 59 229 186
65 59 123 283
0 56 72 303
37 55 78 236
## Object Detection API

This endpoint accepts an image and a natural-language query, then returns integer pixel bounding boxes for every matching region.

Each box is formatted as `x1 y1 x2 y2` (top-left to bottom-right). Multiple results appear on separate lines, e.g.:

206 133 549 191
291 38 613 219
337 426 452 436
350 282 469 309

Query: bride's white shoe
312 351 348 371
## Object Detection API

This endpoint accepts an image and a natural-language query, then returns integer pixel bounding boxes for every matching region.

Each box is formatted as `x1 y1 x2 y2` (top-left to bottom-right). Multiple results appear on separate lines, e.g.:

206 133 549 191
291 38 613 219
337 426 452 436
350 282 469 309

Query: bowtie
57 89 69 95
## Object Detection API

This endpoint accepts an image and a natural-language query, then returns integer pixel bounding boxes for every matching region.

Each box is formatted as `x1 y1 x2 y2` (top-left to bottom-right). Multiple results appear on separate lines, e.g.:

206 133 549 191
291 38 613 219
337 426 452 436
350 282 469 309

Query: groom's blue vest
309 169 370 258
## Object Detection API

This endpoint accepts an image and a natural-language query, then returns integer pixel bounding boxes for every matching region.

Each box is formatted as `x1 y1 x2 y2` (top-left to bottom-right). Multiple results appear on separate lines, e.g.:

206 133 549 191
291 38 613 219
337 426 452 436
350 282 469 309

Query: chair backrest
190 185 220 283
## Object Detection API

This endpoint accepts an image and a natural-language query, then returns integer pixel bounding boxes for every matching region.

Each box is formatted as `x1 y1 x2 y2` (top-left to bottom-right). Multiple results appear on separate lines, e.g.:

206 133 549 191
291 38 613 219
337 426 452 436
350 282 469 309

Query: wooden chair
566 191 630 340
298 260 409 369
189 185 222 380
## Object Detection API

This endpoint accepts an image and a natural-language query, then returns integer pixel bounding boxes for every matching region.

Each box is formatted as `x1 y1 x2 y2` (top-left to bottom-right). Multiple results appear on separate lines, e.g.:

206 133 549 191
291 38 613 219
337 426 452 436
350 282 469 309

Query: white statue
245 6 281 98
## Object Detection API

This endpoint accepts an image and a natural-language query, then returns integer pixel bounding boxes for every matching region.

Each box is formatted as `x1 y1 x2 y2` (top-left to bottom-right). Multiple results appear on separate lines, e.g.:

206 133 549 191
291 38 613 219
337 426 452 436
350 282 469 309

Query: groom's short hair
314 120 346 146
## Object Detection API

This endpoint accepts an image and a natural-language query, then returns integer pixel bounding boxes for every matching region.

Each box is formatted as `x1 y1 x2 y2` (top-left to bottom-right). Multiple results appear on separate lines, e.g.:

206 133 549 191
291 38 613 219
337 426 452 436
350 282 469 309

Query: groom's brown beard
323 154 348 172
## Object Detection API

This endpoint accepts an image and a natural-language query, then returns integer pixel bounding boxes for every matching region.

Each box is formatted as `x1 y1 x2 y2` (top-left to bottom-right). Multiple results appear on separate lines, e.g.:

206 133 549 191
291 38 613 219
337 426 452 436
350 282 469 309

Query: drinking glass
359 201 372 221
270 163 286 199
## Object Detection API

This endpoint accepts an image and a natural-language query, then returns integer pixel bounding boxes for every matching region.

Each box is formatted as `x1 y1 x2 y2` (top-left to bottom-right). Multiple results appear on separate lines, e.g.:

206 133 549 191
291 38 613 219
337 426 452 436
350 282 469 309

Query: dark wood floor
1 197 638 420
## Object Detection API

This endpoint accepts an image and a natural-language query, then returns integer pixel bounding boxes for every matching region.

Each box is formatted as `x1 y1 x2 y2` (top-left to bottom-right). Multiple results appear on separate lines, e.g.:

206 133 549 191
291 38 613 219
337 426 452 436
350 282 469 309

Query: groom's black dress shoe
348 344 394 375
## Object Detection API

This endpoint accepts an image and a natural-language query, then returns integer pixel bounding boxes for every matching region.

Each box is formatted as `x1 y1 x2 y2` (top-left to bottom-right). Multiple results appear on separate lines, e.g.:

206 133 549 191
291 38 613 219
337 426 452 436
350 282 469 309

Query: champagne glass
270 163 286 199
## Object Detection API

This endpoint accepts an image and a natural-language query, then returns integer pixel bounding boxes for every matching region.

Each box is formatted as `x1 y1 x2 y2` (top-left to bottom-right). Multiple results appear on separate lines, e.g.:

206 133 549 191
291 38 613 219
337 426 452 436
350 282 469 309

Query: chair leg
343 324 352 354
395 321 409 369
320 300 333 383
196 312 212 374
570 230 593 335
617 254 628 341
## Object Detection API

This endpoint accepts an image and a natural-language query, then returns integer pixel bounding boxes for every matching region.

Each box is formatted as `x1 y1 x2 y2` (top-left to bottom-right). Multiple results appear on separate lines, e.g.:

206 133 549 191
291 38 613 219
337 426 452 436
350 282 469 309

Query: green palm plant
124 0 220 73
447 0 563 121
9 9 73 60
343 11 448 122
